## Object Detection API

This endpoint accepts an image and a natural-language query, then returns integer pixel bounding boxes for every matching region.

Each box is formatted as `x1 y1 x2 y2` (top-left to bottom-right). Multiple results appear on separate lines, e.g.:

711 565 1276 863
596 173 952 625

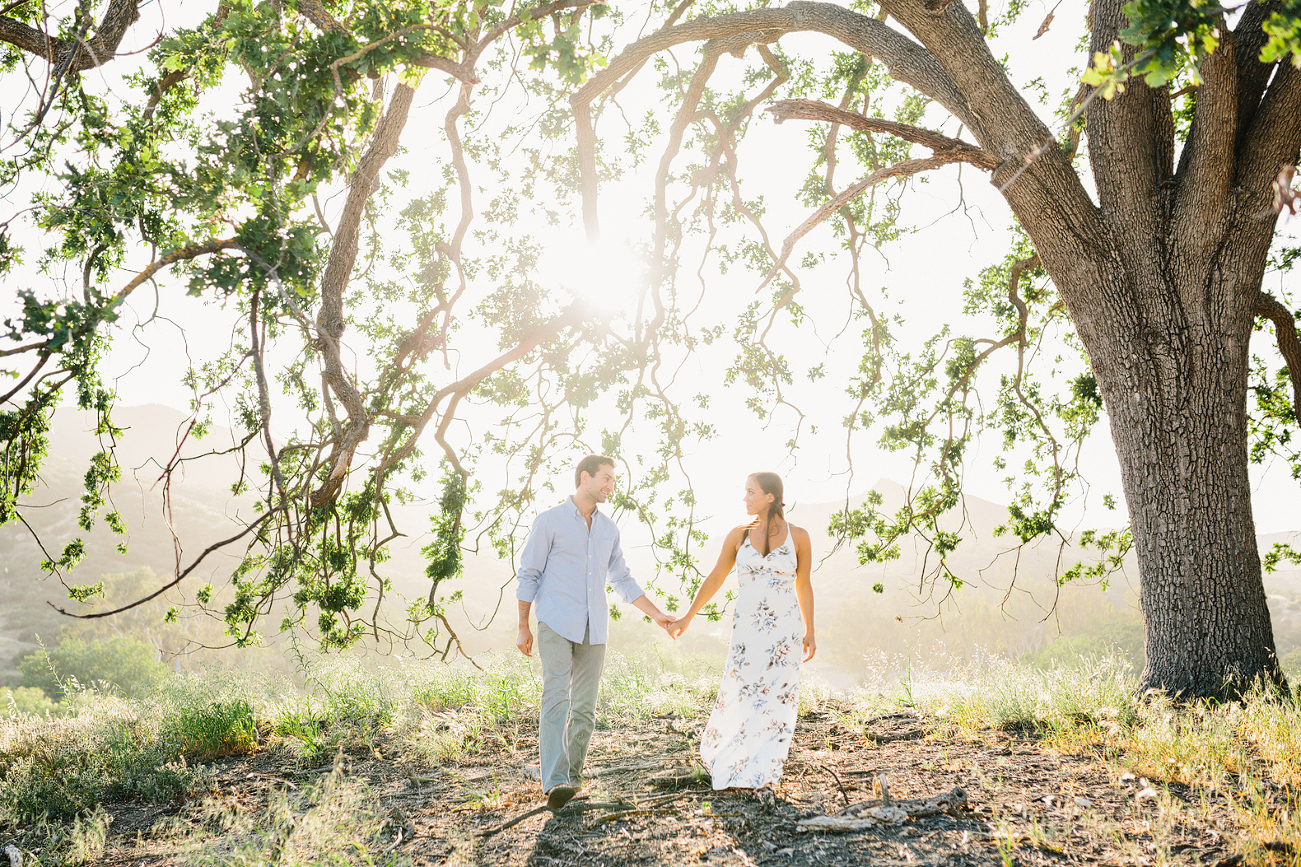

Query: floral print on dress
700 527 803 790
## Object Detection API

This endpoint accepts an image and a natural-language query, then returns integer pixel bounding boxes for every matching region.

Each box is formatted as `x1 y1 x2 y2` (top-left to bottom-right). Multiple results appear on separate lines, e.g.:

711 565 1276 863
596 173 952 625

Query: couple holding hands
515 454 816 809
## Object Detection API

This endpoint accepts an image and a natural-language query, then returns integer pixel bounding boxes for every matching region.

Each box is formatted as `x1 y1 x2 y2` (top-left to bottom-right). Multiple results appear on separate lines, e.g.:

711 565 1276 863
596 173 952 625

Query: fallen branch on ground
799 785 968 832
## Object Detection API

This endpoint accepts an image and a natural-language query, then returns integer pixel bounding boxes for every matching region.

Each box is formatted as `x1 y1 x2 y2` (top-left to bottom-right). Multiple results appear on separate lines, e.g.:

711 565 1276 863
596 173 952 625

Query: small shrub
3 686 58 716
308 658 400 729
3 807 113 866
914 654 1137 736
0 693 210 822
18 636 168 699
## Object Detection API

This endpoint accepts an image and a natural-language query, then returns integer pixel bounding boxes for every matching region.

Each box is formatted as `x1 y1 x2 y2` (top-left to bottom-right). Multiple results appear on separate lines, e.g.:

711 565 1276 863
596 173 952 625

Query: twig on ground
822 764 850 805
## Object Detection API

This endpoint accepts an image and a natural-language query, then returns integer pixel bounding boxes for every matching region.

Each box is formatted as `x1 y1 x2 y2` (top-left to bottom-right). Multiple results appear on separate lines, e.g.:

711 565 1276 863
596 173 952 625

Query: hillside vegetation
4 652 1301 865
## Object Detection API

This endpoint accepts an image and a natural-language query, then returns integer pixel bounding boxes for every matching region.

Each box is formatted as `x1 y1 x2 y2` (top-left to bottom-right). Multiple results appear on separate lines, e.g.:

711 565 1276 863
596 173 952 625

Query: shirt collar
567 496 600 521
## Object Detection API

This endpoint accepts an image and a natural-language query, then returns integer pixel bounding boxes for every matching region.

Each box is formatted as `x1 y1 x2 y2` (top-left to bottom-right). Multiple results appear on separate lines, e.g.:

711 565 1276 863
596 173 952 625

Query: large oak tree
1 0 1299 698
566 0 1301 697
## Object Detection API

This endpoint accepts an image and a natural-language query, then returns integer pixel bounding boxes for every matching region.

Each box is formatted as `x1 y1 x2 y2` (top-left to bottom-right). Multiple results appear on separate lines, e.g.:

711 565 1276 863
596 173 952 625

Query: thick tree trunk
1079 229 1285 699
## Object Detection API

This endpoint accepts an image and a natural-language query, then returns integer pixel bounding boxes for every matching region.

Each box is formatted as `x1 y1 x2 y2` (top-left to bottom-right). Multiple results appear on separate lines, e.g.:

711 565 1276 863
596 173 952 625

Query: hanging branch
766 98 996 168
759 152 984 292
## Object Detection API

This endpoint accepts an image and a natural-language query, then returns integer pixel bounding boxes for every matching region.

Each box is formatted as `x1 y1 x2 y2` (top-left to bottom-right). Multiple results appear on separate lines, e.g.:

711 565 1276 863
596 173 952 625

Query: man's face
581 464 617 502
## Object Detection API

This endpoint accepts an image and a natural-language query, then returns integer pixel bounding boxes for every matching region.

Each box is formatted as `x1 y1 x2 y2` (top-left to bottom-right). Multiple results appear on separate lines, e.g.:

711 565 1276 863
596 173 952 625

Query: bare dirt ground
96 703 1244 866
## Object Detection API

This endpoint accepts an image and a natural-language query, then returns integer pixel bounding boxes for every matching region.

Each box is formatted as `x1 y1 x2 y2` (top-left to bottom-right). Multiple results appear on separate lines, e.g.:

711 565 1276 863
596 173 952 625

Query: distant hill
3 405 1299 686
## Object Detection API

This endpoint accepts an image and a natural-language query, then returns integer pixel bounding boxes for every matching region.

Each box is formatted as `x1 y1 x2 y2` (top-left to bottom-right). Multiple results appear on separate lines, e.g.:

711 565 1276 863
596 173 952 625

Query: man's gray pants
537 620 606 792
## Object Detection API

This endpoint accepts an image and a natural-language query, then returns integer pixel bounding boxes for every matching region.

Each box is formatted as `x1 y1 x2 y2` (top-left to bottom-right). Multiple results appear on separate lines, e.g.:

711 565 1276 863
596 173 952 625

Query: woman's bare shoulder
789 524 812 544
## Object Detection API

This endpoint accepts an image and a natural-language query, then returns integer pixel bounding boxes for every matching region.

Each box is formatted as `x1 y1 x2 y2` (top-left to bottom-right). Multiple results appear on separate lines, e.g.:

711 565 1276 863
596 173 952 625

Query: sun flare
542 237 645 320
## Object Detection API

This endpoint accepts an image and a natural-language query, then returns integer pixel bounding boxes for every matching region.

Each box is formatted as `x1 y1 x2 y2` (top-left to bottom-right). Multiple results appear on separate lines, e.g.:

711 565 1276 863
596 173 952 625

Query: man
516 454 673 809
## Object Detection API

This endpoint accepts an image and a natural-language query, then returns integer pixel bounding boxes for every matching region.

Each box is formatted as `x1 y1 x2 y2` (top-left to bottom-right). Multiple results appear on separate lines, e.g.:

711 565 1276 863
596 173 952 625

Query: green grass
170 760 410 866
0 695 200 822
870 653 1301 861
10 647 1301 864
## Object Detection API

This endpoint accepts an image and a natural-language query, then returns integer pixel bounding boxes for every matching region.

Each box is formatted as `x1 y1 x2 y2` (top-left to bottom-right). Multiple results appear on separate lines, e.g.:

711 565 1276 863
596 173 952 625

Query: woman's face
743 477 774 516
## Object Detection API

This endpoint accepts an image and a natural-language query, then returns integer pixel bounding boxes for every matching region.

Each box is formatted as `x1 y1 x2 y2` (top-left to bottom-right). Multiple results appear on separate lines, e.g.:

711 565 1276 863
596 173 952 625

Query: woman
667 472 815 790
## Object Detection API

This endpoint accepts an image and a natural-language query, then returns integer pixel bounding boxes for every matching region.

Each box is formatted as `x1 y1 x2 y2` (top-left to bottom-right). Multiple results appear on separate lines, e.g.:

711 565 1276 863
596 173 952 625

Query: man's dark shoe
546 785 576 810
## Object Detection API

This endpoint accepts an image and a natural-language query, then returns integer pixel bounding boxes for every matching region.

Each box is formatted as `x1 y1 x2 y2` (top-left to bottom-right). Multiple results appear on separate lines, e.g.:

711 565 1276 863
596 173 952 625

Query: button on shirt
515 497 645 645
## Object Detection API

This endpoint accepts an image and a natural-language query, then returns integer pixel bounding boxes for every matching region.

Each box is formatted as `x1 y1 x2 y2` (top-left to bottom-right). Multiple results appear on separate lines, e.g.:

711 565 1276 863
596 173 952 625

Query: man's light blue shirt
515 497 645 645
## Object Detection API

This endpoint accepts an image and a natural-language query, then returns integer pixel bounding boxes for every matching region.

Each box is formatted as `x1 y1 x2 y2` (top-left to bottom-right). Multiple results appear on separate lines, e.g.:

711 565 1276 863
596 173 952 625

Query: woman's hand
667 617 690 639
802 631 817 662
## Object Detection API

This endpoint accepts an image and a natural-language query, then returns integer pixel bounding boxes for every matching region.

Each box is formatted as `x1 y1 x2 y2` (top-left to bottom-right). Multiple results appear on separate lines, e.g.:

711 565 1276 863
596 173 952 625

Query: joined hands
650 610 676 635
664 616 689 640
648 610 689 640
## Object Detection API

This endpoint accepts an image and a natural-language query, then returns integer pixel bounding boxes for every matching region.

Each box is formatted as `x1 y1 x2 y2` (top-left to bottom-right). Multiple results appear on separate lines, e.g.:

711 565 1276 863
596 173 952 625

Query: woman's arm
793 526 816 661
666 526 746 638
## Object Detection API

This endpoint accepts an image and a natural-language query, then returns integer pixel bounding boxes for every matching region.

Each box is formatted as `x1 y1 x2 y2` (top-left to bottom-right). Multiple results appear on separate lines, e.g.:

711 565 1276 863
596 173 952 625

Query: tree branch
1233 0 1281 150
310 82 415 510
383 304 589 475
852 0 1105 298
1080 0 1169 223
107 238 239 308
471 0 599 65
647 36 735 323
1240 65 1301 204
411 0 601 83
760 153 976 290
572 1 980 239
0 14 60 60
766 98 997 169
50 510 276 619
1258 291 1301 424
0 0 141 73
407 51 480 83
1172 25 1237 259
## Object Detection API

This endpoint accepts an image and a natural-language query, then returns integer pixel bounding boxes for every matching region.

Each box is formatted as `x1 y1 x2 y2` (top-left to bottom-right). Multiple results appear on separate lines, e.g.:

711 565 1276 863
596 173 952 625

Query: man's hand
630 594 677 635
517 624 534 657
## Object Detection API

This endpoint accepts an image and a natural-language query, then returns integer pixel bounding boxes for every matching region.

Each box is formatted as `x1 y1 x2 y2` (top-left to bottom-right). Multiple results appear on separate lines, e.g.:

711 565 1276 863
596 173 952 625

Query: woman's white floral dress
700 526 803 789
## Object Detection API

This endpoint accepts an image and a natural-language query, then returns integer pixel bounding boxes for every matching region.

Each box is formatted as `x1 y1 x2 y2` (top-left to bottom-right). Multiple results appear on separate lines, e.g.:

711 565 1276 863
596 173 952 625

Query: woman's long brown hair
747 472 785 556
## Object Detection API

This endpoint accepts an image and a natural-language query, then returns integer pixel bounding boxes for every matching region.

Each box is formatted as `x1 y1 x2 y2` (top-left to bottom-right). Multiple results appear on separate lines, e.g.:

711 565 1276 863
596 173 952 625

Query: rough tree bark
577 0 1301 698
1063 0 1295 696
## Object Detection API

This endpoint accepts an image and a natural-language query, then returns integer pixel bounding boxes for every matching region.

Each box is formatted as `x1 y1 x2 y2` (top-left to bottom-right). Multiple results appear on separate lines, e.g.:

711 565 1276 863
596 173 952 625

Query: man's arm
517 600 533 657
630 593 673 627
515 516 551 657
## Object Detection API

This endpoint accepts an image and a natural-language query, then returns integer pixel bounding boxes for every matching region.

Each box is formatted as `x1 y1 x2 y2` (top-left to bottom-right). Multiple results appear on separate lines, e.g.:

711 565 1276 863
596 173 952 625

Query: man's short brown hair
575 454 616 488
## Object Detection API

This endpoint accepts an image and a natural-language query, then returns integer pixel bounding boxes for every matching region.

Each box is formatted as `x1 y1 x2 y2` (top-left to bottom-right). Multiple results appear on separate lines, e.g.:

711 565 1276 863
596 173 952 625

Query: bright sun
542 235 644 319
